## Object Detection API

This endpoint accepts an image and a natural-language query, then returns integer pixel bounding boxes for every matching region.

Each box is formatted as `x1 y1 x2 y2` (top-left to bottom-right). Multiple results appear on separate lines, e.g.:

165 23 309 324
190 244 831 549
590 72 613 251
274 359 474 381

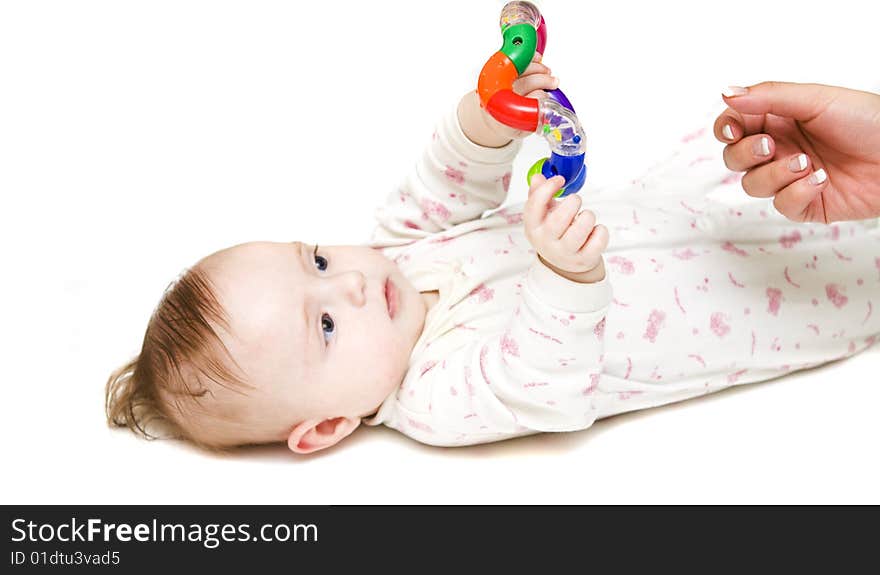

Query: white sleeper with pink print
363 104 880 447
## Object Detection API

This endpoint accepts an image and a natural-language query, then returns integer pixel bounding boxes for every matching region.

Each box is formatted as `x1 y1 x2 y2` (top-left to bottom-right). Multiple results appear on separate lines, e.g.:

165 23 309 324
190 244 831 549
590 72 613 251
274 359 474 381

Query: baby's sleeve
387 259 612 447
370 104 523 243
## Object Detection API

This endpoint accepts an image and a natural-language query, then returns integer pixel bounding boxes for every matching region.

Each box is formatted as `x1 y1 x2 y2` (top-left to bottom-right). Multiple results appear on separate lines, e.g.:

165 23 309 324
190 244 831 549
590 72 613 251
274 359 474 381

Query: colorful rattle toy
478 1 586 197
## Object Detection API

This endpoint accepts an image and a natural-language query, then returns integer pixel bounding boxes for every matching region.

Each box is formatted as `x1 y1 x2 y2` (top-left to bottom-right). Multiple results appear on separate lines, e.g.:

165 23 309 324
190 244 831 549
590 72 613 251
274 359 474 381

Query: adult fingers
723 134 776 171
524 175 565 229
740 153 813 198
713 107 767 143
773 169 830 222
722 82 835 122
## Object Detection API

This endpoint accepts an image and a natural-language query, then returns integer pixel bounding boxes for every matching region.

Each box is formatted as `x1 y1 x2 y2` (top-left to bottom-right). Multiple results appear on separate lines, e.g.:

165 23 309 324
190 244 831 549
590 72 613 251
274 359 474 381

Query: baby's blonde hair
105 265 252 451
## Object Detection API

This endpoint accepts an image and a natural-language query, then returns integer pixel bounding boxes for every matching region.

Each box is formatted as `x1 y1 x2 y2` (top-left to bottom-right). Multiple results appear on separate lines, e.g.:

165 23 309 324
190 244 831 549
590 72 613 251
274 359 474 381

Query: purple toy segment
546 88 575 114
536 15 547 55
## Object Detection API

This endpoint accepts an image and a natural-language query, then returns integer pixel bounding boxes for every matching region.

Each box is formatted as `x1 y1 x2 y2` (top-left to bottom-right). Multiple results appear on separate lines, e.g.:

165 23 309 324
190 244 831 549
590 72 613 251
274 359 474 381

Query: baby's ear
286 417 360 454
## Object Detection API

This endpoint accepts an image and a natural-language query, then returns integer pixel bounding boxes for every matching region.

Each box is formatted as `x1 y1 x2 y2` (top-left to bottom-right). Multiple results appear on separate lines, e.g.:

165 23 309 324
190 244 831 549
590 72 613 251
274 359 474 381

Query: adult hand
714 82 880 223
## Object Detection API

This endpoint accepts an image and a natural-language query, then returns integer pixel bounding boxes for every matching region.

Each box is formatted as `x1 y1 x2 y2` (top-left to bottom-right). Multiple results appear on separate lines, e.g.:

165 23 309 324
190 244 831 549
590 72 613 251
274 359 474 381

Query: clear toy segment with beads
477 1 587 197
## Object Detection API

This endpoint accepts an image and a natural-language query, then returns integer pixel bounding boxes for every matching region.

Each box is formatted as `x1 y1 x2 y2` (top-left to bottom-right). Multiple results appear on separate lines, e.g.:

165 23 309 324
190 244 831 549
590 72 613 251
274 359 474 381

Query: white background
1 0 877 504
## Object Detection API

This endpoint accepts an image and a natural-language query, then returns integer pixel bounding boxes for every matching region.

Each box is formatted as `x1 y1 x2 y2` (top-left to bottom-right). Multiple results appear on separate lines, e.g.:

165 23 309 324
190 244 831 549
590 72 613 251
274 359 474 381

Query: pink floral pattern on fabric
721 242 749 257
419 360 439 378
766 288 783 316
710 312 731 338
419 198 452 222
607 256 635 275
826 284 849 308
643 310 666 343
728 272 746 288
444 165 465 186
593 318 606 339
582 373 600 396
500 332 520 357
779 231 802 249
467 283 495 303
672 248 700 260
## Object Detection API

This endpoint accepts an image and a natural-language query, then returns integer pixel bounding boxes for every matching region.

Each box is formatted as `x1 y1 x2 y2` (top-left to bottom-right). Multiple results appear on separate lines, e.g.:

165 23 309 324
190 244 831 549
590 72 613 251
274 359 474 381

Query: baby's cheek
378 335 410 383
360 349 404 400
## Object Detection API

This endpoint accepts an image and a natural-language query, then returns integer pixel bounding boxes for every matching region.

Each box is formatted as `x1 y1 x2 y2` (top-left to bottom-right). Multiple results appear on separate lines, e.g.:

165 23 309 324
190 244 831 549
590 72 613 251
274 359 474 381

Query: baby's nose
336 271 366 306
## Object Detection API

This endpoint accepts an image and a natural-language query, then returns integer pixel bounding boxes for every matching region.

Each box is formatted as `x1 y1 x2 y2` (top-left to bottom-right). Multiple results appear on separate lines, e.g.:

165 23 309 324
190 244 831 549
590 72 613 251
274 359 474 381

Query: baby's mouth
385 277 398 319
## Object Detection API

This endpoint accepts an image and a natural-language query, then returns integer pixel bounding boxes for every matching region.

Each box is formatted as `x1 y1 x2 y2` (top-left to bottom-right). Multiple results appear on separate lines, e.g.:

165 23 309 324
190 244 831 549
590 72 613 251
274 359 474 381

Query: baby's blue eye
314 254 328 271
321 313 335 342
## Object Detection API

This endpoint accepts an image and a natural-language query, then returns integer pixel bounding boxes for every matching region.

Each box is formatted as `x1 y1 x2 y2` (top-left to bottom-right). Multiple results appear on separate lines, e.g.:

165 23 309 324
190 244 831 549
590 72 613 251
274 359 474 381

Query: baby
106 57 880 454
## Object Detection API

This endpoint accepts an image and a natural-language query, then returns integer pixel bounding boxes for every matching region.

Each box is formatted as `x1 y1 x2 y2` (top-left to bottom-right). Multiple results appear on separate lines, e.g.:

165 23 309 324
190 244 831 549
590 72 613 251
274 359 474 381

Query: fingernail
753 137 771 156
722 124 734 140
789 154 808 172
809 169 827 185
722 86 749 97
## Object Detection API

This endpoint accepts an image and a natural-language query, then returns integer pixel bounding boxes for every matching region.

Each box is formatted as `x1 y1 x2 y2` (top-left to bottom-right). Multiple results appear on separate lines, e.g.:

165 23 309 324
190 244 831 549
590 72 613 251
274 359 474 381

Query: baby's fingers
513 73 558 98
545 193 581 238
577 224 609 264
524 175 565 230
561 208 596 252
521 61 551 77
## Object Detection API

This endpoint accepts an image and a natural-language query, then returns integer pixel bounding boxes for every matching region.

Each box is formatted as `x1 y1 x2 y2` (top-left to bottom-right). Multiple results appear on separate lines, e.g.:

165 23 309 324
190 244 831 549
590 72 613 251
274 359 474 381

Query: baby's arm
371 58 556 242
389 248 611 446
383 178 612 446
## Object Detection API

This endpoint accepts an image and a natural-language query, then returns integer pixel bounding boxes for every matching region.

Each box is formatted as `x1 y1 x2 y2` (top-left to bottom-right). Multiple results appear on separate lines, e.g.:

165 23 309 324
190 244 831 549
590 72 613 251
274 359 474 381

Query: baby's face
201 241 426 439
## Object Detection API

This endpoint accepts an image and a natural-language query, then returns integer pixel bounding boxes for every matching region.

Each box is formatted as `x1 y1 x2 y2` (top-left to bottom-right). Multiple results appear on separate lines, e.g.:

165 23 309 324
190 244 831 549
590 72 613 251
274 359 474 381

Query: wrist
538 254 606 284
457 91 515 148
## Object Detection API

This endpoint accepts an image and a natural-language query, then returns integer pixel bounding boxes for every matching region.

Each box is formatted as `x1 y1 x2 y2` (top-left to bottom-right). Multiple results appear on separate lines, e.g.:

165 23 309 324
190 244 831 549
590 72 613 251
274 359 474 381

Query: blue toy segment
542 151 585 184
557 165 587 197
541 152 586 197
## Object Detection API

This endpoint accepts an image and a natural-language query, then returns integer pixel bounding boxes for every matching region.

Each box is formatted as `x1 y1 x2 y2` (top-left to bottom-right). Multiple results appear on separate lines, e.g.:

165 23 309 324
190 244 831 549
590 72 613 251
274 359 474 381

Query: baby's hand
458 54 558 148
524 174 608 284
484 53 559 141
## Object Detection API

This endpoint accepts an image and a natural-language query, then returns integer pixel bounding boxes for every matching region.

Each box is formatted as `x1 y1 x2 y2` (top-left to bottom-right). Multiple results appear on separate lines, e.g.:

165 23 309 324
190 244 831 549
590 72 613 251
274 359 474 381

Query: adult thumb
722 81 835 121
